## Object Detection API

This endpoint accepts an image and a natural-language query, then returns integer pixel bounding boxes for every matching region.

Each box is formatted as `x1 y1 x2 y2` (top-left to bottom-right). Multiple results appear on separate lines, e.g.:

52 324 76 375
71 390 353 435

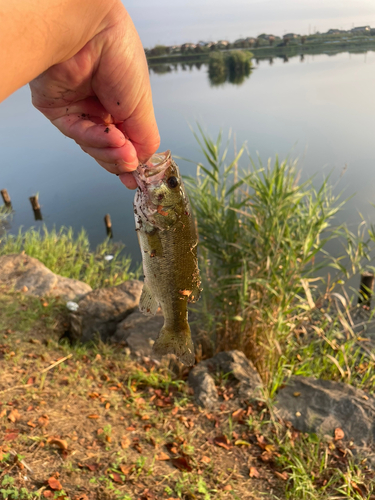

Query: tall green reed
186 126 371 384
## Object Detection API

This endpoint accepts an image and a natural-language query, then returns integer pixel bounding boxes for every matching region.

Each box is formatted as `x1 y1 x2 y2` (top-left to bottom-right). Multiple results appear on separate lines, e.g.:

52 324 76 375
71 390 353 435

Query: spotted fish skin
133 151 201 366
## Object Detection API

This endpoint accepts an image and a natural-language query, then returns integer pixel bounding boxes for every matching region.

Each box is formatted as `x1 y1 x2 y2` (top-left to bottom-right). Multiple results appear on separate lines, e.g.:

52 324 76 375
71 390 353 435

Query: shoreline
146 40 375 66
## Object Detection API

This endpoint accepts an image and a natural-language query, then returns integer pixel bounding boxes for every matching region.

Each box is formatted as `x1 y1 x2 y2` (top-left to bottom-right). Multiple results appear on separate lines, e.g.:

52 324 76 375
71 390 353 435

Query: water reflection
148 47 375 86
149 51 254 86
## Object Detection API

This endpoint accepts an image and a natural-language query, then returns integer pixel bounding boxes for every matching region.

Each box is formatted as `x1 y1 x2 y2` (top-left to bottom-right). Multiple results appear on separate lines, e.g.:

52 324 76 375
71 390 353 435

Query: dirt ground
0 288 285 500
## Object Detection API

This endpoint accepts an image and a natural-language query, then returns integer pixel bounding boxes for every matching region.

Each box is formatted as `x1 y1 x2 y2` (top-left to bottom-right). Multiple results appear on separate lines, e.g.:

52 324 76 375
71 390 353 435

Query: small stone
189 350 263 409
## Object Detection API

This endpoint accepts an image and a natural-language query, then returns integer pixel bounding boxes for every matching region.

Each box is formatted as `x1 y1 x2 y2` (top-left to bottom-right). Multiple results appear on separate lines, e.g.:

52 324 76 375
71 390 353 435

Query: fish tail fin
153 323 195 366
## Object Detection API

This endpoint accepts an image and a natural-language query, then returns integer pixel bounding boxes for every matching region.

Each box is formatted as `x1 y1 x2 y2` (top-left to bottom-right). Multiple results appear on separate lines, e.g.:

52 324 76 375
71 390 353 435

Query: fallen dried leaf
256 435 268 450
4 433 18 441
260 450 273 462
8 409 21 423
86 464 99 472
27 377 35 385
156 452 170 461
120 464 134 475
223 485 232 491
234 439 251 447
48 477 62 491
351 481 365 498
88 392 99 399
214 435 232 450
165 442 179 454
201 456 211 464
275 471 288 481
171 456 192 472
47 438 68 451
249 466 260 478
38 415 49 427
43 491 53 498
232 408 245 421
334 428 345 441
111 472 123 484
0 409 7 418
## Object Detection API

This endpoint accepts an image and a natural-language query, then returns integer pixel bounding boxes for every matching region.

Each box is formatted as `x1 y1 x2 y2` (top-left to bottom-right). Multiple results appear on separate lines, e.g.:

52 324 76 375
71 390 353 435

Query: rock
189 362 218 408
69 280 143 342
0 254 91 301
189 350 263 408
50 276 92 301
275 376 375 448
112 310 164 356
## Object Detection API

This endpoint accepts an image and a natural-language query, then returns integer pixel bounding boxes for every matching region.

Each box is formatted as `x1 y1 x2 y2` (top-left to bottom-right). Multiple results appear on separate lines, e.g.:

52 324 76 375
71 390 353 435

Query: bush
186 127 373 385
208 50 253 86
149 45 168 57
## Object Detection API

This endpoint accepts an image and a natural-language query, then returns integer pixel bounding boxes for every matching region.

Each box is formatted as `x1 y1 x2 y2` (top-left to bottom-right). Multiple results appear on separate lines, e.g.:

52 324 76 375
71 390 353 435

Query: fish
133 150 201 366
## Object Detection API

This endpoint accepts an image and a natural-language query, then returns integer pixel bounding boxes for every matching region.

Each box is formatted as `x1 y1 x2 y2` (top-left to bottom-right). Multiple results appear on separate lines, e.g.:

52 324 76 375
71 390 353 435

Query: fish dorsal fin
139 282 159 316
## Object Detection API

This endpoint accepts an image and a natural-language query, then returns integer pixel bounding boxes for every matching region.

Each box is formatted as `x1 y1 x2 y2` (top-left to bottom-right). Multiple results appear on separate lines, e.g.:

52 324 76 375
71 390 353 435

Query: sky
123 0 375 47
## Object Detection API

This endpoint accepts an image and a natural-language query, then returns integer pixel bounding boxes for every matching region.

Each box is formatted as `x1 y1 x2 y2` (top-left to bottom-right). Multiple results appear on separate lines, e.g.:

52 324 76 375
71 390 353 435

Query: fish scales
133 150 201 366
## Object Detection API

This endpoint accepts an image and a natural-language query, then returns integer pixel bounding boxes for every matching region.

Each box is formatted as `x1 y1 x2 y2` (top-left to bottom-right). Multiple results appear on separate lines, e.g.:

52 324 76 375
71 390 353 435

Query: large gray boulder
69 280 143 342
275 376 375 449
189 350 263 408
0 254 91 301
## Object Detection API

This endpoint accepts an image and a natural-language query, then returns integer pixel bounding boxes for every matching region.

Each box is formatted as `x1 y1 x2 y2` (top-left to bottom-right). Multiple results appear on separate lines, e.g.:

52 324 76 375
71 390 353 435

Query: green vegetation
0 225 138 289
208 50 253 85
186 127 375 391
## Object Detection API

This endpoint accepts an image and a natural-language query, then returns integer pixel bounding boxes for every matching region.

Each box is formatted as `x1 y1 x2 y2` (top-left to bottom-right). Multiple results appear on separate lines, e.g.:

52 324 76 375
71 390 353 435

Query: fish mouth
134 150 172 189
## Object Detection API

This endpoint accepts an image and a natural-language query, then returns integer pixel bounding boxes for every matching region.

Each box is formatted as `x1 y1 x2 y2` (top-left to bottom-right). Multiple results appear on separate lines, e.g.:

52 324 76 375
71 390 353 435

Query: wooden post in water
1 189 11 208
29 195 43 221
358 272 375 307
104 213 113 238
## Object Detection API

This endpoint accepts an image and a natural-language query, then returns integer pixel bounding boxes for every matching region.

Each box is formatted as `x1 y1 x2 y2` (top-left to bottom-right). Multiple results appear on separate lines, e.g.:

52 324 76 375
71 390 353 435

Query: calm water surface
1 51 375 264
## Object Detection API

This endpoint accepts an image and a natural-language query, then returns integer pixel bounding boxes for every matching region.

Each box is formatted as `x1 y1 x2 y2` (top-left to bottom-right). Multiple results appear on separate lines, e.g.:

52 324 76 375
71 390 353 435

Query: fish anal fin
139 283 159 316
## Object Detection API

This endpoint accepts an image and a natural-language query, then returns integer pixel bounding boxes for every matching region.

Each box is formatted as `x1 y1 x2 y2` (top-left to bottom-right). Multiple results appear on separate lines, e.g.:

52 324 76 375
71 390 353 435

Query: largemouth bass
133 151 201 366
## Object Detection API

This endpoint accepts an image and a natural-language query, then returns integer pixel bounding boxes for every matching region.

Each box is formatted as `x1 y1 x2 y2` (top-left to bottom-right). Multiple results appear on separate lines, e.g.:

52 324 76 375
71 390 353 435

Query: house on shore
233 38 246 48
212 40 230 50
326 29 347 35
181 43 197 52
351 26 370 33
168 45 181 54
283 33 299 40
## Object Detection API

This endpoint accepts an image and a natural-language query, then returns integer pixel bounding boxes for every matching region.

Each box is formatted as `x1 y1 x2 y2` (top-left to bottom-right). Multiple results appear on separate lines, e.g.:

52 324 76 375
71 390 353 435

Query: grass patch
0 225 139 288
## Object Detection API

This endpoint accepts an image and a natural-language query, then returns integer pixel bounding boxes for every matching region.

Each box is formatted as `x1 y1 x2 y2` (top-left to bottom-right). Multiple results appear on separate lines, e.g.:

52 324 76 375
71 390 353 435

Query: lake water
1 51 375 266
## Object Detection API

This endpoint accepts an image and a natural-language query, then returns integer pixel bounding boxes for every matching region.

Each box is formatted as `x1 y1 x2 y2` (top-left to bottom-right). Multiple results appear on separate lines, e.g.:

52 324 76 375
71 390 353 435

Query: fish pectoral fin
188 282 202 303
139 283 159 316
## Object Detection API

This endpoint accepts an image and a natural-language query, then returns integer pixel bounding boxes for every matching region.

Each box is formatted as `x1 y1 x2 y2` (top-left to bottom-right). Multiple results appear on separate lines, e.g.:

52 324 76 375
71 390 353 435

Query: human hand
29 2 159 189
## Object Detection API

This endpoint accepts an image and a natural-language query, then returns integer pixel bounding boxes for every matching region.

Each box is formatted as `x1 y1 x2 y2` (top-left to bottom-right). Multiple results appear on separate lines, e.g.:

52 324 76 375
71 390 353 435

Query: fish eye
167 176 179 188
